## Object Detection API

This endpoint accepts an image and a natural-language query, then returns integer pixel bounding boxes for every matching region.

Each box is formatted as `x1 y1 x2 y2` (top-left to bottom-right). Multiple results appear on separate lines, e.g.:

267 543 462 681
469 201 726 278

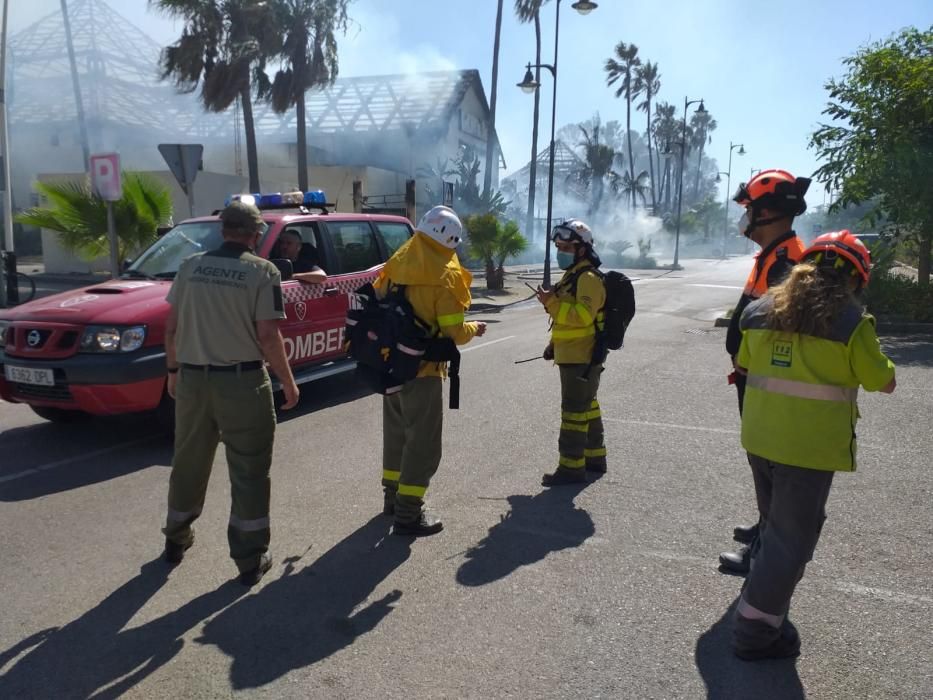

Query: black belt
181 361 264 372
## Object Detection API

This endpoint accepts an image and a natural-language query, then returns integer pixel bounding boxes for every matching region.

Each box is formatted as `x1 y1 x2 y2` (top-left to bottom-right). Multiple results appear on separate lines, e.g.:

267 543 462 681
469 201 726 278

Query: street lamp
672 96 705 269
719 141 745 259
517 0 597 288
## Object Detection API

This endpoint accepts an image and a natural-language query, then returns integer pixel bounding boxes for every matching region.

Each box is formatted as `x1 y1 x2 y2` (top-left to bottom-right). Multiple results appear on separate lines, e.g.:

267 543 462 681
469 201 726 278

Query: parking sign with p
90 153 122 201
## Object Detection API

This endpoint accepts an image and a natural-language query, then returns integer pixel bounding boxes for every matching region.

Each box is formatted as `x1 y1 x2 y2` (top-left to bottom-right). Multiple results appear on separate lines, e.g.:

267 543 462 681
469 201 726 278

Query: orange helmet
802 230 871 288
733 169 811 217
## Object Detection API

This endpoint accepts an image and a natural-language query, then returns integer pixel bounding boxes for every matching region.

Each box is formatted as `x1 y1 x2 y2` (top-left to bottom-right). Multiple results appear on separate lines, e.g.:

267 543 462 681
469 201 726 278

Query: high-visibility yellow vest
737 296 895 471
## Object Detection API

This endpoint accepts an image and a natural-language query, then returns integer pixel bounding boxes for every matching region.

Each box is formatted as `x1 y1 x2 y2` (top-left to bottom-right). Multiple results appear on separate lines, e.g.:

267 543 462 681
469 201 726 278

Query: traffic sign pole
89 153 123 278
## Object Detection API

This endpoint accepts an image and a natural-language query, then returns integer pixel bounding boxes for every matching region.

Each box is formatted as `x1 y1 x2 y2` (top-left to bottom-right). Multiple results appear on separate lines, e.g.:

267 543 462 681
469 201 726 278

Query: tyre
29 405 89 423
153 389 175 433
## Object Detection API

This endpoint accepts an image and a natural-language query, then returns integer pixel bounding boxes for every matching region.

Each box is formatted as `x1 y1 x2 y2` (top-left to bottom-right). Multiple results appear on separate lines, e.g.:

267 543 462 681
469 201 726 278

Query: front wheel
30 405 89 423
153 389 175 433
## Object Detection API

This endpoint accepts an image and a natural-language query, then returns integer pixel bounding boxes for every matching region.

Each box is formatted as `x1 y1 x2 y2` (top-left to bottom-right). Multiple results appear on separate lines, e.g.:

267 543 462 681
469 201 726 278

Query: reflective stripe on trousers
558 366 605 470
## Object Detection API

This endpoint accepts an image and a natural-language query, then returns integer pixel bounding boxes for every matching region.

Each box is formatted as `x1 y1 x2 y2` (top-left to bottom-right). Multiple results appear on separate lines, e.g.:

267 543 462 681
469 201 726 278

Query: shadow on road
880 335 933 368
275 371 375 423
195 515 410 690
456 482 596 587
0 417 172 502
694 599 804 700
0 558 246 699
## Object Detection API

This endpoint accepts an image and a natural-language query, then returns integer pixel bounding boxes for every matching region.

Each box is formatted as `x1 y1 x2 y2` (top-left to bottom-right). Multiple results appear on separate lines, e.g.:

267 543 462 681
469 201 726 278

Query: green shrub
865 273 933 322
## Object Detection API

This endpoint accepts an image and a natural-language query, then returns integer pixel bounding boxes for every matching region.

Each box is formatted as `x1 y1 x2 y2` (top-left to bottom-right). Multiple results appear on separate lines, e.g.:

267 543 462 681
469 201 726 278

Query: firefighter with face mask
376 206 487 536
731 231 896 660
720 169 810 575
535 219 608 486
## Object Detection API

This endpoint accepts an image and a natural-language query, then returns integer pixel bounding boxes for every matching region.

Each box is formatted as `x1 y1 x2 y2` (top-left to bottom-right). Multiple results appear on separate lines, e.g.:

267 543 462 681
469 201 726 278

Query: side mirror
121 259 133 272
271 258 294 282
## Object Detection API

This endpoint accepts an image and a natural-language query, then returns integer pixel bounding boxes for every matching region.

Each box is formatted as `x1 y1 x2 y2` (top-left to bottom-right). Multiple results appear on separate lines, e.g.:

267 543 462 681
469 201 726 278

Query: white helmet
417 206 463 249
552 219 593 246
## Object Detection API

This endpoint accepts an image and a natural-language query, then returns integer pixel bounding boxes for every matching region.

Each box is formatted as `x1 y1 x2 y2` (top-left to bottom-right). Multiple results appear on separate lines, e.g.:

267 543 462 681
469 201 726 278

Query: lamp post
672 96 705 269
518 0 598 288
719 142 745 259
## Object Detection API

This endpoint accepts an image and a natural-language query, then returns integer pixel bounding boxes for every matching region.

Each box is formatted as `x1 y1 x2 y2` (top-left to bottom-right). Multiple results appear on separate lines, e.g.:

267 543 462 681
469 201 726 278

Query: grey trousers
735 453 834 643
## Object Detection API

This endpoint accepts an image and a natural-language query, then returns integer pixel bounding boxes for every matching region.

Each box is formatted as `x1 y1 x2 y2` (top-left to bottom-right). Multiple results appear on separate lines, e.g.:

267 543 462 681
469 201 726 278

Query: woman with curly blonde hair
730 230 897 661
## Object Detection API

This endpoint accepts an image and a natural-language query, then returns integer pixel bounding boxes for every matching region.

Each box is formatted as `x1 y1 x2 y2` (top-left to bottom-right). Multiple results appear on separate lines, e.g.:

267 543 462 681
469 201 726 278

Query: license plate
4 365 55 386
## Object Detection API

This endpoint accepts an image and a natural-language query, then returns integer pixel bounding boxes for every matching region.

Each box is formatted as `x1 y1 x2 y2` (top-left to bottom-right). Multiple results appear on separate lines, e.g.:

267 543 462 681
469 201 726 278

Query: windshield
126 221 269 278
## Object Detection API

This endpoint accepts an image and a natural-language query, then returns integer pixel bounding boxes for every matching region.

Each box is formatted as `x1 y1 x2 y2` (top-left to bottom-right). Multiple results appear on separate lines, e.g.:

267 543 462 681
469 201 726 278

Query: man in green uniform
162 200 300 586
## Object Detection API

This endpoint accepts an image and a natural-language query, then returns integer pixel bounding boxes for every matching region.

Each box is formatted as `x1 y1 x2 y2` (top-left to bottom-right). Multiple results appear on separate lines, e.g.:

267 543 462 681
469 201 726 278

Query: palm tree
573 119 620 216
635 61 660 213
651 101 677 210
465 213 529 290
605 42 641 209
17 174 173 263
484 0 505 198
267 0 349 191
152 0 279 192
690 109 717 199
515 0 547 242
614 169 651 209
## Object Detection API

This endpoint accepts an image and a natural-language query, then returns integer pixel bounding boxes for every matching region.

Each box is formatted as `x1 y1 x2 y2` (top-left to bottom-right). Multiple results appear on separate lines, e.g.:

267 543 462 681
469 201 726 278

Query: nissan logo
27 330 42 347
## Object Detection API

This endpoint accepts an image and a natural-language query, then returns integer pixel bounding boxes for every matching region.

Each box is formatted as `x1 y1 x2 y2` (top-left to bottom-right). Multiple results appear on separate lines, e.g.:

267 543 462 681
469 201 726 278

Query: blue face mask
556 251 576 270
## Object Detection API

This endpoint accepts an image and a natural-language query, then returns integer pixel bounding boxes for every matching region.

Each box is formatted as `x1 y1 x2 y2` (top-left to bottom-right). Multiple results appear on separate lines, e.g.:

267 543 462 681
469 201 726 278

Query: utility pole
61 0 90 171
0 0 14 305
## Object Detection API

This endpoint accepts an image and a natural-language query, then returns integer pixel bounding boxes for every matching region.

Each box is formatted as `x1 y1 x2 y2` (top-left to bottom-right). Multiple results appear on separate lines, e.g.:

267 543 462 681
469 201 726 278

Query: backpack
345 282 461 409
566 267 636 352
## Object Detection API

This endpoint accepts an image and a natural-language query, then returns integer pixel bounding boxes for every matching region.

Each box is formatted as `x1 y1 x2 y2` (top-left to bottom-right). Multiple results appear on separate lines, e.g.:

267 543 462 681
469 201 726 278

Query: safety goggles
732 182 752 205
551 223 579 243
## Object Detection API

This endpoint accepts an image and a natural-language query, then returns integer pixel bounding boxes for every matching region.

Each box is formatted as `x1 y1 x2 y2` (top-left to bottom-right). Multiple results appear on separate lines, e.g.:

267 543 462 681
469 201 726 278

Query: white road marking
687 284 744 290
833 581 933 606
602 418 739 435
0 436 161 485
461 335 516 353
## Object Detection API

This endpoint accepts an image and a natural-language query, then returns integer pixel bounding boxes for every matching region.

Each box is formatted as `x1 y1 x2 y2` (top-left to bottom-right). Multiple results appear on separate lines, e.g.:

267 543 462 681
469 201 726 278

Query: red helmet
733 169 811 217
802 230 871 288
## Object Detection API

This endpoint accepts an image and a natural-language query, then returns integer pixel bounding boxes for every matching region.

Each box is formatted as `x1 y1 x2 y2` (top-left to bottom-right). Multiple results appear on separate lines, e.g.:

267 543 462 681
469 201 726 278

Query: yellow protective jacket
545 260 606 365
374 231 479 378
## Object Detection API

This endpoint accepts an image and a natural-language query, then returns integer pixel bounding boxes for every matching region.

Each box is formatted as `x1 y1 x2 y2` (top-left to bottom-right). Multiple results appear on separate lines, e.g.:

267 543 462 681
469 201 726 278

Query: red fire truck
0 192 413 426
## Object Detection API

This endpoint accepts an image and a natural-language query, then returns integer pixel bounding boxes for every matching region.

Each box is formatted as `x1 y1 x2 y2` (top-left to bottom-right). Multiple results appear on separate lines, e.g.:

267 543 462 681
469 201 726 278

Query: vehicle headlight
80 325 147 353
0 321 8 347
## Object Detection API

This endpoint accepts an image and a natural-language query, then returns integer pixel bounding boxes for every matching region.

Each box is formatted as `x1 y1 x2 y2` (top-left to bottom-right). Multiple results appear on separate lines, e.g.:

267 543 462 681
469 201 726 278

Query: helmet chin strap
743 207 785 239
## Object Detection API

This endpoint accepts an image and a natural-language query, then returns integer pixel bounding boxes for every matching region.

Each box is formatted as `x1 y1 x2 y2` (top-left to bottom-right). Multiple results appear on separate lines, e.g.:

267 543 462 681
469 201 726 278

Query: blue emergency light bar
225 190 328 209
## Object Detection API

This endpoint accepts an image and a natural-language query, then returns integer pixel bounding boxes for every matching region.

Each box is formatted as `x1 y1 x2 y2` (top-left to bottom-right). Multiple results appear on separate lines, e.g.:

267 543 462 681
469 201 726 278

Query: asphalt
0 256 931 699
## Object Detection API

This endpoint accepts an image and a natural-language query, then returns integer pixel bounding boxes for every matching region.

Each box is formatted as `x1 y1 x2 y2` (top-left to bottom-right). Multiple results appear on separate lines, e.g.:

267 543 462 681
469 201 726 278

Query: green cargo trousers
381 376 443 523
163 366 276 573
557 364 606 472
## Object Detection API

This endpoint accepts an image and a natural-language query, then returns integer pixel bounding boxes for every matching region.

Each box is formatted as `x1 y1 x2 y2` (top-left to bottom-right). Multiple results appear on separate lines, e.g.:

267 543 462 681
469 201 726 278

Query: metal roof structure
503 140 587 198
9 0 207 136
9 0 501 154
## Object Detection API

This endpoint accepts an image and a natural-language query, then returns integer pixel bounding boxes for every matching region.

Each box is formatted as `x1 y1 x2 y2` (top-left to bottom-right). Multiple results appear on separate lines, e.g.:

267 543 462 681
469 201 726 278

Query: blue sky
10 0 932 205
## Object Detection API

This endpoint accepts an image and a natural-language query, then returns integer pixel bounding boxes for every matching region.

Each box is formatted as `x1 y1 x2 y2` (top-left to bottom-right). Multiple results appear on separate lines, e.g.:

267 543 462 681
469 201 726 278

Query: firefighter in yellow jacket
536 219 607 486
375 206 486 536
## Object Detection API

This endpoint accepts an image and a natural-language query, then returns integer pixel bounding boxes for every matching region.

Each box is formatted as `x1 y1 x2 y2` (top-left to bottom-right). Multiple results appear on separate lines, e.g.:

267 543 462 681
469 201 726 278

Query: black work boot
734 618 800 661
392 512 444 537
163 538 193 565
383 489 396 516
733 522 760 544
585 460 607 474
542 467 587 487
719 544 752 574
239 553 273 586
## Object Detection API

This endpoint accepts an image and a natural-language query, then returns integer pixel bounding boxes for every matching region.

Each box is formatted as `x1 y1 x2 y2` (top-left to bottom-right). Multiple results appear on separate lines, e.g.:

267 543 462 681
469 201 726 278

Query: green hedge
865 274 933 322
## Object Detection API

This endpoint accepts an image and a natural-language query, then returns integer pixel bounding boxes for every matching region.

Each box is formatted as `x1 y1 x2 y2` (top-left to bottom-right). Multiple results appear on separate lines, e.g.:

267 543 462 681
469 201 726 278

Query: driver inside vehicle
275 228 327 284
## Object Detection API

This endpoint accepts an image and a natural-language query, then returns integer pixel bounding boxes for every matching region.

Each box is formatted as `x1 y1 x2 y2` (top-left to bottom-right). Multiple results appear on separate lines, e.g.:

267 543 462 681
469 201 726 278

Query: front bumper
0 347 167 415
